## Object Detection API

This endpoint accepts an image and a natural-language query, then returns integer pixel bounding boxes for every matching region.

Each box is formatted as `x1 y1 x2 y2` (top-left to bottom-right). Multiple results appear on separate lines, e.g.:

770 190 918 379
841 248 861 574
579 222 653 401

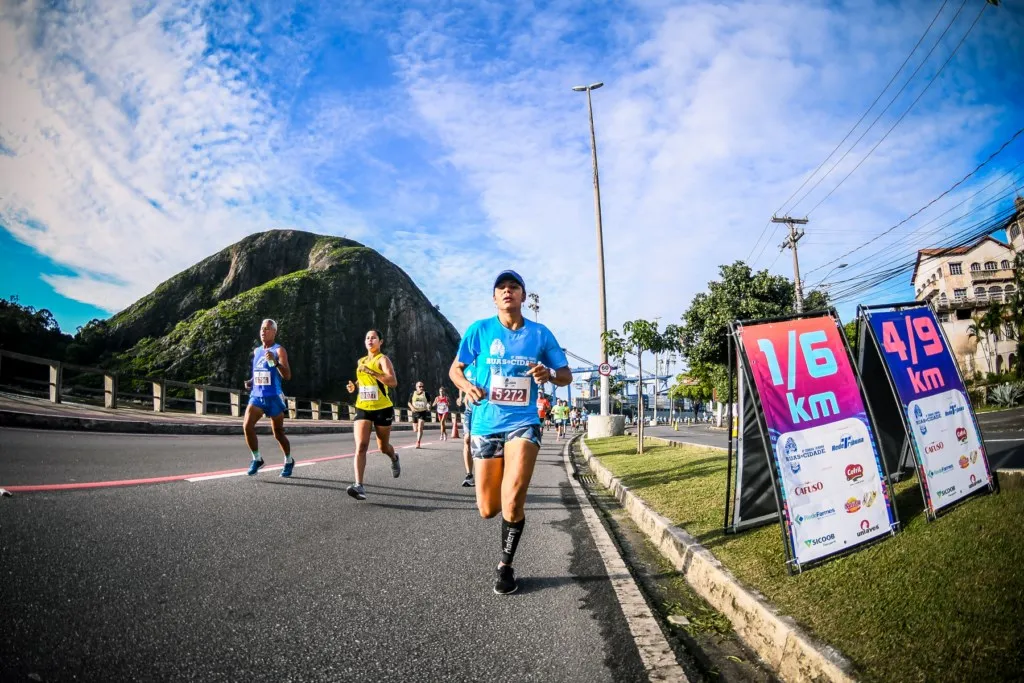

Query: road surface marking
562 440 689 682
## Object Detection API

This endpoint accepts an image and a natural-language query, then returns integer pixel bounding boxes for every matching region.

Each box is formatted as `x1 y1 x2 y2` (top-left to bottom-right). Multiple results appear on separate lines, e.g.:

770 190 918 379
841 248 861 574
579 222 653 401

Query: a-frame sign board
723 309 899 574
856 302 996 520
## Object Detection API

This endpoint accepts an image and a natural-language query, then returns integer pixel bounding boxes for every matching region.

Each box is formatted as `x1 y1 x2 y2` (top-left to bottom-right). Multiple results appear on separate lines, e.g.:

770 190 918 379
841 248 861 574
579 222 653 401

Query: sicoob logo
804 533 836 548
845 464 864 482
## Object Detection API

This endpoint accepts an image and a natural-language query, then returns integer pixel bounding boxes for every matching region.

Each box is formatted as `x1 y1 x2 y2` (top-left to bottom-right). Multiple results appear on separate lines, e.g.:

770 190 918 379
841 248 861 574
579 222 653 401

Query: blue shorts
471 424 543 460
248 394 287 418
463 407 473 433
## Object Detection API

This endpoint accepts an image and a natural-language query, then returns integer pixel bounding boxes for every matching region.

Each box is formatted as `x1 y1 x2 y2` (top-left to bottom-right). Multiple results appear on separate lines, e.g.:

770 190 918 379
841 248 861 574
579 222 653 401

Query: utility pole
773 215 808 313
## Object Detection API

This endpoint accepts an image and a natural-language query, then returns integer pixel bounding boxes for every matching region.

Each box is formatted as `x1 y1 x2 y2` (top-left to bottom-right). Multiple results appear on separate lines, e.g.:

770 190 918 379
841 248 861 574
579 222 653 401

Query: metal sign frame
724 308 900 574
856 302 997 521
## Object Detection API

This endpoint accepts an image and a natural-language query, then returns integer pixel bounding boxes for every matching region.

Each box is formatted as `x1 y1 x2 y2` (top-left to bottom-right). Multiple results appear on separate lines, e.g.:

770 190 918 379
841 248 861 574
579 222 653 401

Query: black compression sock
500 517 526 565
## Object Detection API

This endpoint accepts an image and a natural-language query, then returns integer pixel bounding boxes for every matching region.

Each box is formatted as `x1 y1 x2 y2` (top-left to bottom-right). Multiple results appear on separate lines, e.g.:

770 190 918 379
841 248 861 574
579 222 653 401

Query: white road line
986 438 1024 442
562 440 689 682
185 471 249 483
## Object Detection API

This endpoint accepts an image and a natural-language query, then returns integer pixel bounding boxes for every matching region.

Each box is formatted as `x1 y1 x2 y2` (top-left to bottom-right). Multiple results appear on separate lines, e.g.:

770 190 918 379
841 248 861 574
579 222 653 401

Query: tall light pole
573 81 610 417
527 293 540 321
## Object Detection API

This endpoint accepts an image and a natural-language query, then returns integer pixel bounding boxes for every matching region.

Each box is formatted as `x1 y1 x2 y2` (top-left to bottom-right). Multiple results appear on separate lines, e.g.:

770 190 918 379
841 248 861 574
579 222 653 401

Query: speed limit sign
598 362 612 376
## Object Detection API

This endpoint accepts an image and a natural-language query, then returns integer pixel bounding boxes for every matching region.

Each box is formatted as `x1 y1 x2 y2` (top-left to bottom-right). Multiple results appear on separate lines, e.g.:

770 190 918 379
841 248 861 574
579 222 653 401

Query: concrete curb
0 410 441 436
579 438 857 683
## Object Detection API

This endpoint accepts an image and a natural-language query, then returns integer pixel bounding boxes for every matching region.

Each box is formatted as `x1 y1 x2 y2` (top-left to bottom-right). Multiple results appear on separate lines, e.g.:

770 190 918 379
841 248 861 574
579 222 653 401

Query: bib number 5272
489 376 530 406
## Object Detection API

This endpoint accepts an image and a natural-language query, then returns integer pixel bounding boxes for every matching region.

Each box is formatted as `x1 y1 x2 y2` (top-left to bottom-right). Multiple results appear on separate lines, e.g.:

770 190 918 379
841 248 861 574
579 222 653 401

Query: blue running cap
493 270 526 292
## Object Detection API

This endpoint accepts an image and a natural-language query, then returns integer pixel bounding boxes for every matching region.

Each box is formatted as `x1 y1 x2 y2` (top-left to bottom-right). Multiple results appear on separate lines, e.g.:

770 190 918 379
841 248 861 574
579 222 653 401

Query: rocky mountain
94 230 461 404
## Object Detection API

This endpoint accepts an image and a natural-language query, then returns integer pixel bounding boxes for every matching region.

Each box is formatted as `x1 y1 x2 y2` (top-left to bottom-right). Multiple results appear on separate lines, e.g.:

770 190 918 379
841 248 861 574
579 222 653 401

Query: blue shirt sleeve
457 320 482 366
538 325 569 369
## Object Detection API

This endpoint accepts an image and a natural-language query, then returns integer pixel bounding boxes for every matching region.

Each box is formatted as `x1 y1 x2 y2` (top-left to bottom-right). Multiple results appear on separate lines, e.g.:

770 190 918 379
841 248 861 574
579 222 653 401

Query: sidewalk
0 392 436 435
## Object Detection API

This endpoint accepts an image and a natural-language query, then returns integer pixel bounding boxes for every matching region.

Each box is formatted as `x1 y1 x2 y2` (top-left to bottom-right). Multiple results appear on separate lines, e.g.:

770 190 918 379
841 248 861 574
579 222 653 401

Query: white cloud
0 0 1021 375
391 0 1024 363
0 0 369 310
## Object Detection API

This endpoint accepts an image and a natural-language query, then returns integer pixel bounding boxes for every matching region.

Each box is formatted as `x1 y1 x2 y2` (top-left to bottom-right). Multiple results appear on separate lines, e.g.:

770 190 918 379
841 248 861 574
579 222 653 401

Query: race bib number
253 371 272 386
437 403 449 415
413 399 428 410
359 385 379 402
489 376 530 407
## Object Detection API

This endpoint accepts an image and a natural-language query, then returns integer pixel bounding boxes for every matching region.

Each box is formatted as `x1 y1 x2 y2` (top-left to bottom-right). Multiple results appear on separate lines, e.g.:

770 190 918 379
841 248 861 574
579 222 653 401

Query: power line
748 0 955 265
804 0 990 216
777 0 953 217
805 123 1024 277
816 164 1024 281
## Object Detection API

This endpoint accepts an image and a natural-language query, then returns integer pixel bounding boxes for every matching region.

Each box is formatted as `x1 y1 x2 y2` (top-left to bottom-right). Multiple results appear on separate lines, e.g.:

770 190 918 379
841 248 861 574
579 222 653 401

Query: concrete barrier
579 437 856 683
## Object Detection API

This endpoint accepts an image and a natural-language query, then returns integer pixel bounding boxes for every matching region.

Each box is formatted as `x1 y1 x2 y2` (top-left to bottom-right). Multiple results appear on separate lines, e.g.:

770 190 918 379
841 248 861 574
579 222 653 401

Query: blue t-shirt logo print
458 317 569 436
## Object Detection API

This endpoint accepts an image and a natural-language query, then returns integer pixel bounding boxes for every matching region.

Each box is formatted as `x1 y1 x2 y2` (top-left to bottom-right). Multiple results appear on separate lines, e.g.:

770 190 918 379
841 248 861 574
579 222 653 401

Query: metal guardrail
0 349 447 424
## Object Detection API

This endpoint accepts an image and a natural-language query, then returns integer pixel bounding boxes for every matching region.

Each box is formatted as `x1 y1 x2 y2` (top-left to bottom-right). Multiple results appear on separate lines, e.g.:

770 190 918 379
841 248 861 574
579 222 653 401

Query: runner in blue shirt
450 270 572 594
243 319 295 477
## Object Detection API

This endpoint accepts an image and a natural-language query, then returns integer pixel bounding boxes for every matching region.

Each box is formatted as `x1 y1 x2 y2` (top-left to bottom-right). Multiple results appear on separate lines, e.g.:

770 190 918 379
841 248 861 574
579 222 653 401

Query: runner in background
433 387 452 441
345 329 401 500
408 381 431 449
536 393 551 432
242 319 294 477
456 363 476 487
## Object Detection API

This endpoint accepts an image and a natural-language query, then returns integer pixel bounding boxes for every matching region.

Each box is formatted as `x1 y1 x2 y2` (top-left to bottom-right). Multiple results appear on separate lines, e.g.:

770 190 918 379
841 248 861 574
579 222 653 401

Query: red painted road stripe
1 442 435 493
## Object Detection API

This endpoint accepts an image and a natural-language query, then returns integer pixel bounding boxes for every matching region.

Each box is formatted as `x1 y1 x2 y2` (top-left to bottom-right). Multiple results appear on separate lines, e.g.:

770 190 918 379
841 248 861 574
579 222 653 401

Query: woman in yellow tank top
344 329 400 500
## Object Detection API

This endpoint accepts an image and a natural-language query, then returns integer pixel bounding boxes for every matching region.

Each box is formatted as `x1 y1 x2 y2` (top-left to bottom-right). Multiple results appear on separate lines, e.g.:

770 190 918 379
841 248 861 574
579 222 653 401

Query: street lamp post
573 81 610 417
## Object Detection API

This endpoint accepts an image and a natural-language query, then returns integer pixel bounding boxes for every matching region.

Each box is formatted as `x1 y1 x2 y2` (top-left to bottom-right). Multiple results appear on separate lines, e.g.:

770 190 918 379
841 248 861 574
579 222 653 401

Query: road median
581 436 1024 683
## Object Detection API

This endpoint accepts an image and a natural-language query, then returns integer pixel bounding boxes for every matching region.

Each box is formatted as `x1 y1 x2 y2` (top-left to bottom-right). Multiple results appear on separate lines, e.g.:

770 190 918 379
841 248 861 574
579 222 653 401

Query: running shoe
494 564 518 595
391 453 401 478
247 458 265 476
280 460 295 478
462 473 475 487
347 483 366 500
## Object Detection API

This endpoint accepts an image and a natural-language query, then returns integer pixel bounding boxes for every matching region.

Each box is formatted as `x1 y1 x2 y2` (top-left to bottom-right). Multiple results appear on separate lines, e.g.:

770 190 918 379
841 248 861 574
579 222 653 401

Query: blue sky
1 0 1023 384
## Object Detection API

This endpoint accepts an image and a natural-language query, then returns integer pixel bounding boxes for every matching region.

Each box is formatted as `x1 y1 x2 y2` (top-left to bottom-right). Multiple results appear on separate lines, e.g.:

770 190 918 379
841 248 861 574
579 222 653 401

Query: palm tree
967 314 993 375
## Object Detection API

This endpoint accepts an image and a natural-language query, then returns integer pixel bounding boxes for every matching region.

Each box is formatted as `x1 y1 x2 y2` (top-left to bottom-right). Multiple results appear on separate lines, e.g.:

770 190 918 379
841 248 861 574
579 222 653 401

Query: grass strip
586 436 1024 683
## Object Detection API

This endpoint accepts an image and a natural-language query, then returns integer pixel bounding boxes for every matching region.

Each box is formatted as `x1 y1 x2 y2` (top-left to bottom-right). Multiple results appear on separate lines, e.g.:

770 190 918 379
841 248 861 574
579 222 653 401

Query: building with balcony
911 196 1022 378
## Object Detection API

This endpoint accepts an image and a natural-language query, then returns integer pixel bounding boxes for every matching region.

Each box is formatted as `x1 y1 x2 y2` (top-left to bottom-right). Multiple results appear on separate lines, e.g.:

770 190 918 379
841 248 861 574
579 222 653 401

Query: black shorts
354 406 395 427
412 410 430 422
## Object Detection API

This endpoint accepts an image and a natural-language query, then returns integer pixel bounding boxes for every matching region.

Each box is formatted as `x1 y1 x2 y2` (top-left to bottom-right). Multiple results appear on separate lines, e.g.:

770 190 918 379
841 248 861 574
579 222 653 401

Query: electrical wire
804 0 991 216
805 124 1024 277
747 0 954 265
778 0 953 217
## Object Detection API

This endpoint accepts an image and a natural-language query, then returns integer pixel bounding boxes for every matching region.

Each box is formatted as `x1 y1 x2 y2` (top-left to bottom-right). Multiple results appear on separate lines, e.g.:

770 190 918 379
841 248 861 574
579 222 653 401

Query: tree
679 261 826 370
604 320 681 454
967 314 994 375
677 261 828 425
1009 250 1024 378
843 320 859 353
0 296 72 359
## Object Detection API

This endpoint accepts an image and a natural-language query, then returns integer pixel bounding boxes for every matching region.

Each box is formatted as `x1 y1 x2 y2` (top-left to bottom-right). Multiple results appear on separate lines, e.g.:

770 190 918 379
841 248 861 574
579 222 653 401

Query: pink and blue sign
739 314 895 566
865 306 993 513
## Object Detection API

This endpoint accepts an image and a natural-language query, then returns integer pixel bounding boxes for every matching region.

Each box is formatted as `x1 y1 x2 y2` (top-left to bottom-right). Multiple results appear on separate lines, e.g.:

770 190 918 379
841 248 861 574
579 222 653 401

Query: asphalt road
0 428 653 682
645 406 1024 470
